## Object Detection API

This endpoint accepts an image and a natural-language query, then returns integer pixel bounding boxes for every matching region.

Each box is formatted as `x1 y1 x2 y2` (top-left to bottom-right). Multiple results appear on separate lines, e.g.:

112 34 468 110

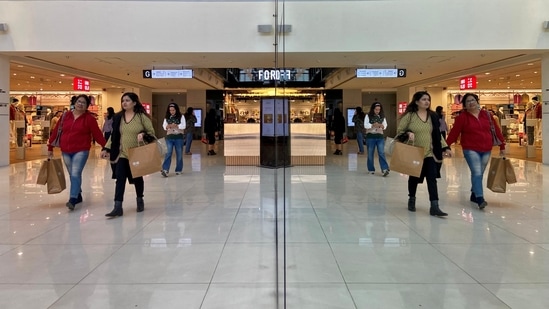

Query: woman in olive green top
101 92 155 217
397 91 453 217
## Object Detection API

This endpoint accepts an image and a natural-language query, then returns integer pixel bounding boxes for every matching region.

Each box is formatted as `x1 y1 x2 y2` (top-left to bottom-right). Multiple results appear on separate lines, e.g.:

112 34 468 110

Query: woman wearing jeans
364 102 390 176
161 103 186 177
446 93 505 209
48 94 106 210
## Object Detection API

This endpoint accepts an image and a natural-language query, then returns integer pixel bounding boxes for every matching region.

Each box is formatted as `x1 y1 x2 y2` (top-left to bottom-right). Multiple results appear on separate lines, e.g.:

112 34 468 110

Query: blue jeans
185 132 193 153
62 151 89 199
162 138 183 172
463 149 491 198
356 131 365 153
366 137 389 172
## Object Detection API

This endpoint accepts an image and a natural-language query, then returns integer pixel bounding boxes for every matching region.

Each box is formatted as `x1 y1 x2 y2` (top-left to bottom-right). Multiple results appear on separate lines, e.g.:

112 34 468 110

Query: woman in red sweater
48 95 106 210
446 93 505 209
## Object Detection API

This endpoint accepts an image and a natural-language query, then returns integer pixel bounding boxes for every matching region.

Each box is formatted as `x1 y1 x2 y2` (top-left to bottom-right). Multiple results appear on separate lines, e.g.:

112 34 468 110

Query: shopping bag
156 137 168 156
487 157 506 193
36 160 49 185
341 136 349 144
47 158 66 194
201 135 208 144
390 142 424 177
504 157 517 184
127 142 162 178
384 137 396 156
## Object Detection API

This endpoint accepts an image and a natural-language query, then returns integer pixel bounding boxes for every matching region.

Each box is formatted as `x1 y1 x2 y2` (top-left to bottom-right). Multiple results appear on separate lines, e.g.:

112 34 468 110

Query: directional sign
142 69 193 79
356 68 406 78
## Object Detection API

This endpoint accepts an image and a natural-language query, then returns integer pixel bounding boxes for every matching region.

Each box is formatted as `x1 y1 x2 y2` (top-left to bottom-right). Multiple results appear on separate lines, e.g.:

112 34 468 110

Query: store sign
459 76 477 90
142 69 193 79
142 103 151 115
356 68 406 78
73 77 90 91
257 69 292 81
398 102 408 114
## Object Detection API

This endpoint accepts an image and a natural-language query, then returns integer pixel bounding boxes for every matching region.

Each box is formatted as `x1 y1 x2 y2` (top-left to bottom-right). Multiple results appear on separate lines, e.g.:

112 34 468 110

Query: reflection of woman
184 107 197 155
204 108 219 155
48 95 106 210
161 103 185 177
101 92 155 217
364 102 389 176
330 108 345 155
397 91 453 217
446 93 505 209
352 107 365 154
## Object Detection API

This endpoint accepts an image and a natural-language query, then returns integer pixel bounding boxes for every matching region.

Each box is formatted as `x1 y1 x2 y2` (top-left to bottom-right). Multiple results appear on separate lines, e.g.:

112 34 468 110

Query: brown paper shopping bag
36 160 49 185
504 158 517 184
487 157 506 193
47 158 66 194
128 142 162 178
389 142 424 177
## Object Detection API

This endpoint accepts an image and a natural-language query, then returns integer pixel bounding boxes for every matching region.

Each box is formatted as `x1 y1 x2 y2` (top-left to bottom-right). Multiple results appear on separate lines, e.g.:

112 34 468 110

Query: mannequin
532 96 541 119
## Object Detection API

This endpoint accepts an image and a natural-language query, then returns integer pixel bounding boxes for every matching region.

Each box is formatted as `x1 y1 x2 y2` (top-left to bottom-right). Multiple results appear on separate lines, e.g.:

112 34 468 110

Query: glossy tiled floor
1 143 548 308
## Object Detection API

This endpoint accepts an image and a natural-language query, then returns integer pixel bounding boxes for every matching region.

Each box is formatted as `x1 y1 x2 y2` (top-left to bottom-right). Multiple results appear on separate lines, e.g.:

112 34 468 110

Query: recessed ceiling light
58 81 62 84
30 76 35 79
60 74 65 77
12 73 16 76
485 72 490 75
17 65 23 68
534 71 538 74
515 74 520 77
527 63 534 66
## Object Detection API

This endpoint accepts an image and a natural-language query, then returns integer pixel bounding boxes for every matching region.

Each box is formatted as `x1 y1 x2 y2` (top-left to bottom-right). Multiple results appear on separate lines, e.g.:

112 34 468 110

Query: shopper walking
352 106 365 154
204 108 220 155
102 107 115 141
47 94 106 210
397 91 453 217
184 107 197 155
446 93 505 209
101 92 155 217
435 106 448 139
364 102 390 176
161 103 186 177
330 107 346 155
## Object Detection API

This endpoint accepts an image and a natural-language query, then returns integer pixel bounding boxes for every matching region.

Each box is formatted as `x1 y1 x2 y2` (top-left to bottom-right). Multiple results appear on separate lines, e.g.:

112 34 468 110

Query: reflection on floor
1 142 548 308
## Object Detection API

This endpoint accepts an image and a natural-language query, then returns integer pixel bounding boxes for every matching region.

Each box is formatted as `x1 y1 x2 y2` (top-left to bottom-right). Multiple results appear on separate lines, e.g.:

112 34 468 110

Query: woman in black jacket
330 108 346 155
204 108 219 155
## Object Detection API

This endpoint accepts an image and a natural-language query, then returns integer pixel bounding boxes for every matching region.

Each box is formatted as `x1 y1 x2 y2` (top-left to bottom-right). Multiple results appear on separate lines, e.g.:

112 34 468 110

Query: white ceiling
4 50 545 93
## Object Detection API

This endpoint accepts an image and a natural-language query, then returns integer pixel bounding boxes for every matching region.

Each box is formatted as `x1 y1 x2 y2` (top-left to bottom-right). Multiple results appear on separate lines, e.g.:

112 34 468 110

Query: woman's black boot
105 201 123 217
136 197 144 212
429 200 448 217
470 191 476 202
408 196 416 212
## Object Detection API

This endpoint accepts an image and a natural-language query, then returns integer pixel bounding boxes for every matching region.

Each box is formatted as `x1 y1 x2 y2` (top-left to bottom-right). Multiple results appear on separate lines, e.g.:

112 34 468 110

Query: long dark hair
368 102 385 119
401 91 431 118
164 103 182 120
73 94 91 108
121 92 149 117
106 107 115 120
206 107 216 119
355 106 365 119
184 107 194 119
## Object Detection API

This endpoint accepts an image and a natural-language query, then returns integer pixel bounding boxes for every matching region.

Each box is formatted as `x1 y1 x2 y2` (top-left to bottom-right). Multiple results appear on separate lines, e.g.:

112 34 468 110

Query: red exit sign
73 77 90 91
459 76 477 90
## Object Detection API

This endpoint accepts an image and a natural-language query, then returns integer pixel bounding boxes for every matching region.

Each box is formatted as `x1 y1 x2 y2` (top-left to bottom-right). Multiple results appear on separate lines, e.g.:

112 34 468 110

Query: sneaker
382 170 390 177
368 171 375 175
175 172 181 175
161 170 168 177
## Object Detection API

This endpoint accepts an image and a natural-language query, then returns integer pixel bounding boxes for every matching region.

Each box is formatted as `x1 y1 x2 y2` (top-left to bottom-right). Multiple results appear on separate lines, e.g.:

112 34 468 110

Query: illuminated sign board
143 69 193 79
459 75 477 90
73 77 90 91
356 68 406 78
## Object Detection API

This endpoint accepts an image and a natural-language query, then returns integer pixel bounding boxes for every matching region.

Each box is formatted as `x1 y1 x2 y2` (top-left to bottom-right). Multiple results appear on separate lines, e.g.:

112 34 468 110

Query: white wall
1 1 549 54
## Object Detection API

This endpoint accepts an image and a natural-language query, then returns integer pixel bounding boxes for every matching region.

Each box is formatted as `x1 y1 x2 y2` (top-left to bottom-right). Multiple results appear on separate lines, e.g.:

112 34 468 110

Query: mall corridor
0 143 548 308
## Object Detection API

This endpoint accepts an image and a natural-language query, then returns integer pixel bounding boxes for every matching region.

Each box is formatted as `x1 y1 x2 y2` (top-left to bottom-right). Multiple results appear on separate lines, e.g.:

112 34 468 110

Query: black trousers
408 157 439 202
114 158 144 202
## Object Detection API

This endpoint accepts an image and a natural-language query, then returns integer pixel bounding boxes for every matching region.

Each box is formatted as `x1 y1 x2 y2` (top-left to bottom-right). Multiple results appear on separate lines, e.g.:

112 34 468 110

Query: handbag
156 137 168 156
384 137 396 156
127 141 162 178
36 160 49 185
50 112 66 147
486 111 503 146
201 134 208 144
487 157 506 193
389 141 424 177
341 135 349 144
504 157 517 184
45 158 66 194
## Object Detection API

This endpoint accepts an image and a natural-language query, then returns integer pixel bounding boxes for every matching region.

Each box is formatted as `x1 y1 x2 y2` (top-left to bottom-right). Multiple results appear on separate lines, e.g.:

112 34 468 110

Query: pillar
541 53 549 164
0 55 10 166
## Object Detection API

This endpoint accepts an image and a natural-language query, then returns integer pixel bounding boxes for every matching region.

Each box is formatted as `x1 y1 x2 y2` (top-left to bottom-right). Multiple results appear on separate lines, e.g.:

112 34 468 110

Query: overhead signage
459 75 477 90
356 68 406 78
73 77 90 91
258 69 292 81
142 69 193 79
